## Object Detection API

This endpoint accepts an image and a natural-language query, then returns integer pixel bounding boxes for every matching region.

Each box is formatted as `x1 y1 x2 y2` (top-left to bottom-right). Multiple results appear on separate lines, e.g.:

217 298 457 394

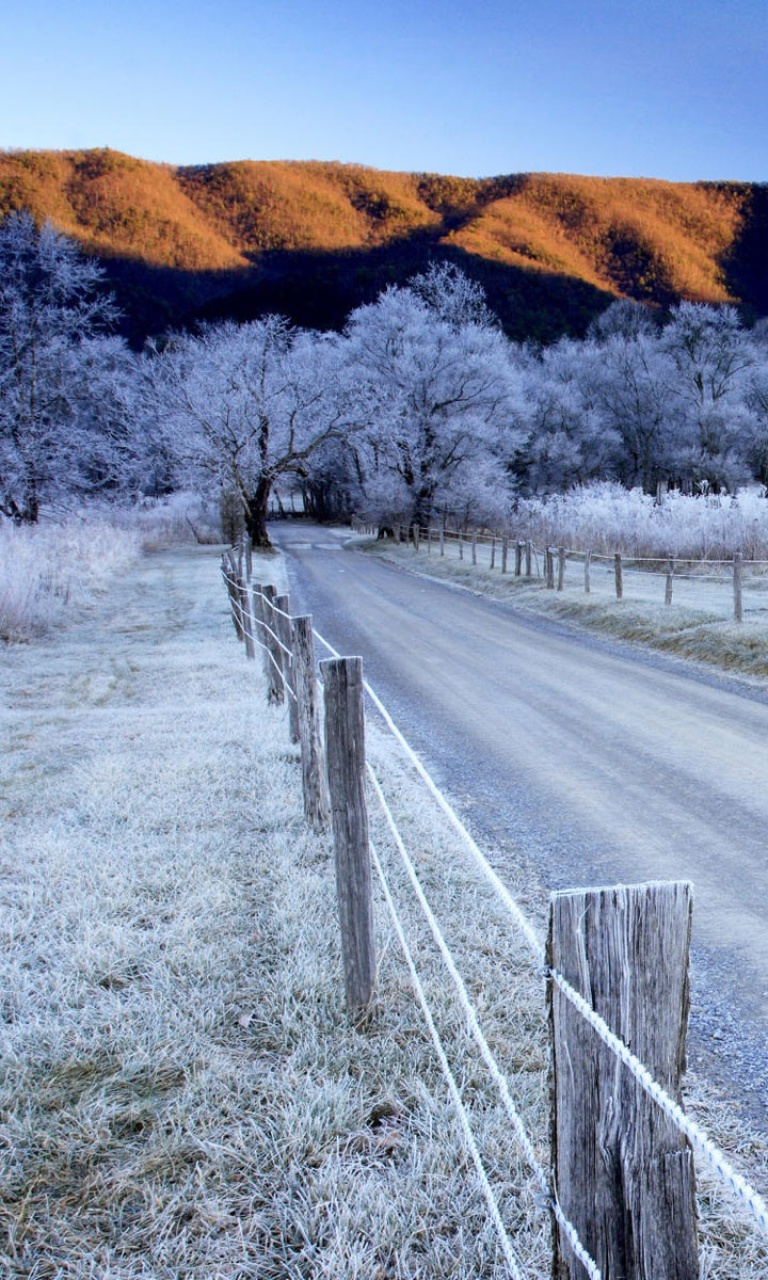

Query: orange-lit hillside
0 148 764 341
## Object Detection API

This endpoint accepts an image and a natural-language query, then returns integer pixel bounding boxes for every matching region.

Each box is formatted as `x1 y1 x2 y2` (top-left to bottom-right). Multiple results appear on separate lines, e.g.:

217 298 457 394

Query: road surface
274 521 768 1127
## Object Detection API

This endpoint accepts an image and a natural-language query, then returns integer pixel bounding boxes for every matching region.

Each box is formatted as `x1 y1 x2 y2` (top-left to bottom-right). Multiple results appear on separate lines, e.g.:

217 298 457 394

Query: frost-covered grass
512 483 768 561
3 542 768 1276
0 517 142 643
0 496 222 644
364 528 768 679
0 543 551 1278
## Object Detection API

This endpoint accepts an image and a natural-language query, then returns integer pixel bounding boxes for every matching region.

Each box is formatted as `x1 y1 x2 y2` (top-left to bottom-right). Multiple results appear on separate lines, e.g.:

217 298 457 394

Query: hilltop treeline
1 148 767 344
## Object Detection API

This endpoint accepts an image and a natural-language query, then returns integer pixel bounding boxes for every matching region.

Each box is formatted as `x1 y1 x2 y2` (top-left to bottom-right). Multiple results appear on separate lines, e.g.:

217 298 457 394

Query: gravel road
275 522 768 1132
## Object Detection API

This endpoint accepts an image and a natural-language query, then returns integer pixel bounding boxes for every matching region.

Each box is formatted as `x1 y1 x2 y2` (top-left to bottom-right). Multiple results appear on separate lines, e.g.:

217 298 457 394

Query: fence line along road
222 543 768 1278
351 518 768 624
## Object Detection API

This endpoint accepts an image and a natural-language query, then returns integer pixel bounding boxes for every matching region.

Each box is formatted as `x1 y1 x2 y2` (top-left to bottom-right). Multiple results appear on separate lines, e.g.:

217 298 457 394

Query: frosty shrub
0 517 141 642
515 483 768 561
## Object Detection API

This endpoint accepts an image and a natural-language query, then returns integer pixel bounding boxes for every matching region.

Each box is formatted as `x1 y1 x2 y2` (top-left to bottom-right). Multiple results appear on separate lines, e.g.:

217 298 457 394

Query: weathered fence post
525 540 532 578
459 536 464 561
222 557 245 640
515 540 524 576
584 549 592 595
733 551 743 622
274 593 299 743
244 535 253 583
549 880 699 1280
293 616 329 832
490 536 496 570
557 546 565 591
545 547 555 589
501 536 509 574
471 530 477 566
412 524 420 553
614 551 623 600
239 577 256 660
260 585 285 705
440 526 445 557
665 557 674 606
321 656 376 1025
252 583 271 690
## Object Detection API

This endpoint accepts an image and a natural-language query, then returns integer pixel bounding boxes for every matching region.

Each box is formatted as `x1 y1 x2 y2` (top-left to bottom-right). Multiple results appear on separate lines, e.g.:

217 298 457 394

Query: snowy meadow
1 535 768 1275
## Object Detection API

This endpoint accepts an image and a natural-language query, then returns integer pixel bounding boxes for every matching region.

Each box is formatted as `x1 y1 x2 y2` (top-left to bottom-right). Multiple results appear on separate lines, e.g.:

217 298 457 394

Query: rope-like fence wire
367 764 603 1280
311 624 768 1244
368 837 531 1280
225 561 768 1263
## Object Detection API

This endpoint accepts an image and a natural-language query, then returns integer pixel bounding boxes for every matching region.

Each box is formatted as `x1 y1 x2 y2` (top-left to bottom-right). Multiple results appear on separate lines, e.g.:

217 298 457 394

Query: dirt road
276 522 768 1126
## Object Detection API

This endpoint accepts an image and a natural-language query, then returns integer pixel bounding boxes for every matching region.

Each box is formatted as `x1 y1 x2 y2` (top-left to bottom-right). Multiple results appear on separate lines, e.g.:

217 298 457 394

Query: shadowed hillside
1 148 765 343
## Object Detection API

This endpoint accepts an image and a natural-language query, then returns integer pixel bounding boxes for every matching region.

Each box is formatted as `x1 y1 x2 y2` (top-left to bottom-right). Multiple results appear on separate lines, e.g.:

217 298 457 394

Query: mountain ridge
1 147 766 343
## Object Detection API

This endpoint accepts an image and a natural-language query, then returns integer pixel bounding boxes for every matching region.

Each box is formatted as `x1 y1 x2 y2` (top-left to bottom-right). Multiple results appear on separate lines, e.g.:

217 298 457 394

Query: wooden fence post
557 546 565 591
459 536 464 561
252 583 271 692
501 536 509 575
614 552 623 600
412 524 420 552
440 526 445 557
293 616 329 832
665 557 674 606
733 551 743 622
260 585 285 705
471 530 477 565
274 593 300 744
545 547 555 589
222 558 245 640
584 549 592 595
548 881 699 1280
525 540 532 578
239 577 256 660
515 540 524 576
321 657 376 1025
490 537 496 570
244 535 253 583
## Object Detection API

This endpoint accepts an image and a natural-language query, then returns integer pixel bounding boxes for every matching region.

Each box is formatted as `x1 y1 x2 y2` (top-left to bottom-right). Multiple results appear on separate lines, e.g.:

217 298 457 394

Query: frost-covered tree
0 211 119 521
155 317 369 546
585 312 677 492
515 338 619 493
660 303 758 490
345 275 523 528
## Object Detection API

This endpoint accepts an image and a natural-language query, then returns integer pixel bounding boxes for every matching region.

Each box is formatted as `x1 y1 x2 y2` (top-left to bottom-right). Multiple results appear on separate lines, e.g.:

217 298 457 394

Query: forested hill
2 147 766 344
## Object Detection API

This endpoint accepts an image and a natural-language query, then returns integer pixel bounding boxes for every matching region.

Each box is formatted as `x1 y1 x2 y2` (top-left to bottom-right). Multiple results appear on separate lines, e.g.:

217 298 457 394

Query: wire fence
222 547 768 1278
351 520 768 624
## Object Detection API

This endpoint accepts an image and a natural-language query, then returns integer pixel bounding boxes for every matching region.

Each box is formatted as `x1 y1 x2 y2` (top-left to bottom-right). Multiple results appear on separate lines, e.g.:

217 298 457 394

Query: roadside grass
0 495 220 645
2 540 768 1276
359 537 768 680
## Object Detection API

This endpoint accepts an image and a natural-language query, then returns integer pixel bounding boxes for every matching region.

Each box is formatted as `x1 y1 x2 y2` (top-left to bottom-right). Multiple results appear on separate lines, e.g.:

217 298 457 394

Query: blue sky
1 0 765 182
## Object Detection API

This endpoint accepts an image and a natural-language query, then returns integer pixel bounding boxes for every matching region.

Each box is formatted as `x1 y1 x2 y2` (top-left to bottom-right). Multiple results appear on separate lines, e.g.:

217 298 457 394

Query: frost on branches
0 212 131 522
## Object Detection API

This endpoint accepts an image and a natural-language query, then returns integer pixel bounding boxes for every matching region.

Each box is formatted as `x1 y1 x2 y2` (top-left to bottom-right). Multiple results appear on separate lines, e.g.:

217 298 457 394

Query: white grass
3 539 768 1276
0 518 143 643
0 542 550 1277
513 483 768 561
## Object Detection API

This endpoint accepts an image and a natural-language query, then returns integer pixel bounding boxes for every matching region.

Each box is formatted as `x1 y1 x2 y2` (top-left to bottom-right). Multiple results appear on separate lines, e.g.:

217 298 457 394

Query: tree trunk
244 477 273 548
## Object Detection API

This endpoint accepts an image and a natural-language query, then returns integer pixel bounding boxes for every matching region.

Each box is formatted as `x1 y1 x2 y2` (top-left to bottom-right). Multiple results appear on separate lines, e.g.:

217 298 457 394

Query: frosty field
2 538 768 1278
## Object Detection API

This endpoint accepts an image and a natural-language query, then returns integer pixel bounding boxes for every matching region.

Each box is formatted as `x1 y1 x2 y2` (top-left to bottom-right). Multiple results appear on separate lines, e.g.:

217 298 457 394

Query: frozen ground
3 539 768 1276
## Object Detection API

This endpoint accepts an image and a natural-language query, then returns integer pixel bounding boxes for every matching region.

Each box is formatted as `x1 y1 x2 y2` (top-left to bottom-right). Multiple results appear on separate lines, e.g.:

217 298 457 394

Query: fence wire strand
369 836 530 1280
230 584 768 1256
311 627 768 1244
368 765 603 1280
